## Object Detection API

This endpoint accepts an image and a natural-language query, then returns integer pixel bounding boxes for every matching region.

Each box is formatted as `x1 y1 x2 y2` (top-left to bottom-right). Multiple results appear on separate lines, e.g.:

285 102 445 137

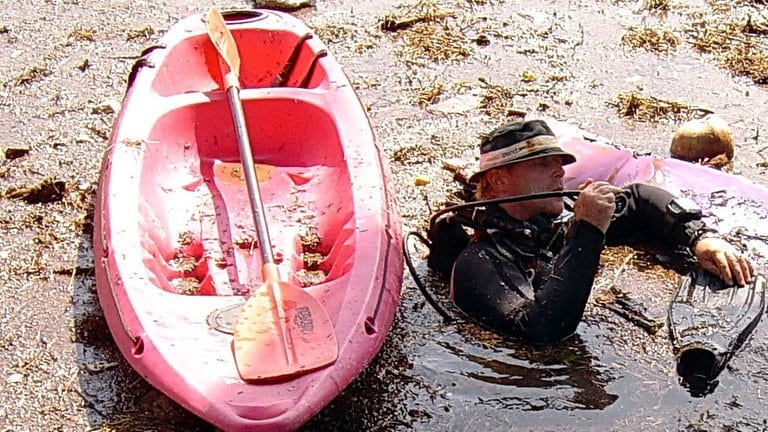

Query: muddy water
302 1 768 431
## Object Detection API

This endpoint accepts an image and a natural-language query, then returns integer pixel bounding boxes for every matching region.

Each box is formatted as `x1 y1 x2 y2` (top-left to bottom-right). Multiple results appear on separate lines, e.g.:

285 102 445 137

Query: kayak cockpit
150 13 329 97
134 94 355 297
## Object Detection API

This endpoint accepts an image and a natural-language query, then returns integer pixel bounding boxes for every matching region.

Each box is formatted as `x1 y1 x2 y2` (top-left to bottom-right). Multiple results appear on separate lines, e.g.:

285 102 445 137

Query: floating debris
252 0 316 12
379 0 453 32
683 15 768 84
478 78 519 119
414 175 430 186
622 26 679 53
302 252 324 269
178 230 195 245
233 235 257 250
416 82 445 107
3 147 29 160
641 0 670 13
92 100 121 115
125 26 156 42
168 255 197 274
3 178 67 203
670 114 734 164
398 22 470 63
67 27 96 42
610 91 710 122
11 66 52 86
391 144 440 165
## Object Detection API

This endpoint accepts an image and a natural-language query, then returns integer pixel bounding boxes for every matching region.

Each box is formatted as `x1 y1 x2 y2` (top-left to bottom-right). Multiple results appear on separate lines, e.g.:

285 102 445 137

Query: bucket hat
469 119 576 183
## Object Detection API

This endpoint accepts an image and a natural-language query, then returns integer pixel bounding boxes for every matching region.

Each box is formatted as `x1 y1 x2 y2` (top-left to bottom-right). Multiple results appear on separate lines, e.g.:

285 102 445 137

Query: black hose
428 189 629 229
403 231 454 323
428 190 581 228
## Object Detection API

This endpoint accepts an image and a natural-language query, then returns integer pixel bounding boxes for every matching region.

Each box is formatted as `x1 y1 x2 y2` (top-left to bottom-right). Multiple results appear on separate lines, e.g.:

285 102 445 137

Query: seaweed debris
622 26 679 53
3 178 67 204
610 91 711 122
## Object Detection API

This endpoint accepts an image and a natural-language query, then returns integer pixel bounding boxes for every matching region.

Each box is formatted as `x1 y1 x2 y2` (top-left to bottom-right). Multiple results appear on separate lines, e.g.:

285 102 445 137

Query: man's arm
606 183 754 285
605 183 708 248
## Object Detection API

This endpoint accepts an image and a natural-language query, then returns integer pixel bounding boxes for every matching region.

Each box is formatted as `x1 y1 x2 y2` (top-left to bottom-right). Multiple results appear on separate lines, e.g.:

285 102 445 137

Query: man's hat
468 119 577 183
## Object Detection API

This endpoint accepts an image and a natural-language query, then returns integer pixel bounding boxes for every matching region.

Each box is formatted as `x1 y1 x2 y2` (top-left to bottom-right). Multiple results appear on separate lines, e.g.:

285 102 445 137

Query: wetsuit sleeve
450 220 604 344
606 183 711 250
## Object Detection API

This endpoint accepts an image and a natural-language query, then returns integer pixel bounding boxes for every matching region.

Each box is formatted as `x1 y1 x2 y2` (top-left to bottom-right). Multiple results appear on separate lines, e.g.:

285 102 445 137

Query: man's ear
487 169 506 187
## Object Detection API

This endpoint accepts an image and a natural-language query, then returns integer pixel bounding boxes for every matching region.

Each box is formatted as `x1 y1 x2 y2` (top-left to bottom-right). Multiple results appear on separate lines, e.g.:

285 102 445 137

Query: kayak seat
150 30 329 97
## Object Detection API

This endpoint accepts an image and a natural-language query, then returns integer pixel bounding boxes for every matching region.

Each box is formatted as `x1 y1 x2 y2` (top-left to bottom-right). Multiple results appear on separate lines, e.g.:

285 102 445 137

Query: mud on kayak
94 9 403 431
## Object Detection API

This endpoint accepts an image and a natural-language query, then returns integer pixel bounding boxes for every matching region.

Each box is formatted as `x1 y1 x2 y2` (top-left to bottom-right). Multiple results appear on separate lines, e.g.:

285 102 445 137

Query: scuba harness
404 190 630 322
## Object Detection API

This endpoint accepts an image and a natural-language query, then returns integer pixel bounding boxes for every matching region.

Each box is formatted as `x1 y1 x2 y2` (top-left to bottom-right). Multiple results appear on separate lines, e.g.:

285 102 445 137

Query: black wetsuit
450 183 712 345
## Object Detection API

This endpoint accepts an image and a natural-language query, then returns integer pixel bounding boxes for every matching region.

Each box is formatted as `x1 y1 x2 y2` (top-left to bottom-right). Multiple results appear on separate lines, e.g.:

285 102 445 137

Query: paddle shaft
206 9 339 381
226 85 275 266
207 9 293 364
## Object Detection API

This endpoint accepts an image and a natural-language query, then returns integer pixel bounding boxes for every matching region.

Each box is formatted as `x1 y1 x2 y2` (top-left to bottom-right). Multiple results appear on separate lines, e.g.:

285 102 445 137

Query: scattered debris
92 100 121 115
478 78 520 119
125 26 156 41
416 82 445 107
76 58 90 72
597 286 665 335
10 65 52 86
414 175 430 186
296 268 326 286
622 26 679 53
178 230 195 245
391 143 440 164
173 277 201 295
299 227 322 252
302 252 324 269
610 91 710 122
641 0 670 13
233 235 257 250
168 255 197 274
68 27 96 43
398 22 470 62
683 15 768 84
521 70 537 82
3 147 29 160
594 247 666 334
252 0 316 12
3 178 67 203
378 0 453 33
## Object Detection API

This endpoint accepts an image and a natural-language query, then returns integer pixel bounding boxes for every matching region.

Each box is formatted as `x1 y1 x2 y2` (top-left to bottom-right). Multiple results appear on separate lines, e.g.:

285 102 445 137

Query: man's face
496 155 566 218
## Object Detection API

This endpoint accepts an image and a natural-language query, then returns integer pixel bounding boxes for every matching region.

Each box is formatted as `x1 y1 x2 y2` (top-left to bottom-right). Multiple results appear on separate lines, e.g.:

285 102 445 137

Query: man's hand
572 180 624 233
694 236 755 286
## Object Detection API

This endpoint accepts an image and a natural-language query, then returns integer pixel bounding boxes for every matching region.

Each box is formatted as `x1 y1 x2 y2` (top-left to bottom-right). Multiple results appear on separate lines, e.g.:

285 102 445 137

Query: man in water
450 119 755 344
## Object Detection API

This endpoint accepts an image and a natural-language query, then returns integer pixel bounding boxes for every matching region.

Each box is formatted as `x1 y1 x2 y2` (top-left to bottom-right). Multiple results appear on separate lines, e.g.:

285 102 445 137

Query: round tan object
670 114 734 162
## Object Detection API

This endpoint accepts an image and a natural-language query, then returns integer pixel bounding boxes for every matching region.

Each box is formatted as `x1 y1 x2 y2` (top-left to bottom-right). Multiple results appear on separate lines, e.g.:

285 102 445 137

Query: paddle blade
233 265 338 381
205 8 241 86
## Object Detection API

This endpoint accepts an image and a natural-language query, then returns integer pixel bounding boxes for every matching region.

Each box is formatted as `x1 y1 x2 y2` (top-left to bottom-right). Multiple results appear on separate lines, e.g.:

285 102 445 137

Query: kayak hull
94 9 403 431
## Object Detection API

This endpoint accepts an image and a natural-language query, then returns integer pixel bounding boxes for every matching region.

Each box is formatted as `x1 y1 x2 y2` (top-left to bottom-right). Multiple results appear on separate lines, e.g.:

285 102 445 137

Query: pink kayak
94 9 403 431
553 121 768 212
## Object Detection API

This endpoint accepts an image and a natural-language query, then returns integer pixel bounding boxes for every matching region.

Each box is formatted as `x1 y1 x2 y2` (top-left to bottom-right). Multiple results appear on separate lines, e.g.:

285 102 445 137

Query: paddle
205 7 338 382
